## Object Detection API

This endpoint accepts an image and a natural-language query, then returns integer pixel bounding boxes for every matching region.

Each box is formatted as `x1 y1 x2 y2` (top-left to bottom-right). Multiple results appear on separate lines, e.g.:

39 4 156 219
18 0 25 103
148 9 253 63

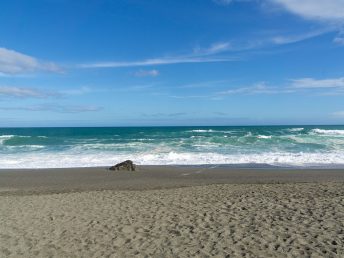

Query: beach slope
1 166 344 257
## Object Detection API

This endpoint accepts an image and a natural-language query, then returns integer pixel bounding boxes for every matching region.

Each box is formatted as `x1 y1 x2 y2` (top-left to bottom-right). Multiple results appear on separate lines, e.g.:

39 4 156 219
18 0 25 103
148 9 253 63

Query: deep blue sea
1 126 344 168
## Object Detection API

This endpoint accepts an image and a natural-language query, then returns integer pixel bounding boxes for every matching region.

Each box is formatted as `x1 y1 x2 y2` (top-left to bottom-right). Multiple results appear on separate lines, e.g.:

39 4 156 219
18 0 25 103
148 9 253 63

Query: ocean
1 126 344 169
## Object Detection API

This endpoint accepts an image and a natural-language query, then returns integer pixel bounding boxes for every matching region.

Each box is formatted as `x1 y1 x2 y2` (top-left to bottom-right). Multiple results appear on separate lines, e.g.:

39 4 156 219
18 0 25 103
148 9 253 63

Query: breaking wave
311 129 344 136
1 151 344 169
1 126 344 168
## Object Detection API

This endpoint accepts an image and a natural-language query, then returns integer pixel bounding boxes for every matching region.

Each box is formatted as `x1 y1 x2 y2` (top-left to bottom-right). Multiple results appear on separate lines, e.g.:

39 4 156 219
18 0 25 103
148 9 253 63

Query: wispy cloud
0 85 99 99
0 47 61 75
214 0 344 22
334 30 344 45
218 82 292 95
213 111 231 116
108 83 160 93
0 86 59 98
171 81 291 100
80 56 236 69
193 42 232 55
271 0 344 22
0 104 102 113
54 105 102 113
268 1 344 44
60 86 93 95
141 112 187 118
177 80 230 89
79 0 344 71
215 77 344 97
213 0 233 5
79 41 239 69
134 69 159 77
332 110 344 118
213 1 344 46
170 94 210 99
271 28 333 44
289 77 344 89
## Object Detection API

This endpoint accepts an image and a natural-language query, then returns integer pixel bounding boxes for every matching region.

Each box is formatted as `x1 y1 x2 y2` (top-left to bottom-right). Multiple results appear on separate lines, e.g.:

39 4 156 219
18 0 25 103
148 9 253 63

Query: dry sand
1 166 344 257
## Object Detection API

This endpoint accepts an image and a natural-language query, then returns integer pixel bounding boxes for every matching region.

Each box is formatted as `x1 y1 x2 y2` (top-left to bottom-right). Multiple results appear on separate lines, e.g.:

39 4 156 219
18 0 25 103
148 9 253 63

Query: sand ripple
1 183 344 257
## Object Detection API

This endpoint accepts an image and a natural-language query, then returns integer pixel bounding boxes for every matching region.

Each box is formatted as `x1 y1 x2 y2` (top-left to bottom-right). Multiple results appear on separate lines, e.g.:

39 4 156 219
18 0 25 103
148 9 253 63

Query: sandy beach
1 166 344 257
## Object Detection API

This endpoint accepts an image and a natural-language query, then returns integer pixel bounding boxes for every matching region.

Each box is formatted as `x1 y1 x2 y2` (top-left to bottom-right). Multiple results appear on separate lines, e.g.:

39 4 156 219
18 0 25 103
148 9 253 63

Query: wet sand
1 166 344 257
2 165 344 194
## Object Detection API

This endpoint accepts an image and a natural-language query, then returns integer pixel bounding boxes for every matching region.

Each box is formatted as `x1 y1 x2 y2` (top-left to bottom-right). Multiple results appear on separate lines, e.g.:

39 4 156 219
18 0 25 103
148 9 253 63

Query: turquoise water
1 126 344 168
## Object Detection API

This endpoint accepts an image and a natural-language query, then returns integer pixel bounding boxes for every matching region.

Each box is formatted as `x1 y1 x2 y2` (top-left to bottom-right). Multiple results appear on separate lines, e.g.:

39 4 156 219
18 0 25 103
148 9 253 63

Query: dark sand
1 166 344 257
1 165 344 195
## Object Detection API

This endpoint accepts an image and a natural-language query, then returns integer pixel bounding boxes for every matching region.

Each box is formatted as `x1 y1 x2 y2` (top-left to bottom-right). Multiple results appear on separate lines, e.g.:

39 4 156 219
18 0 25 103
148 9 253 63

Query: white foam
192 144 220 148
257 135 272 139
1 150 344 168
188 129 235 134
189 129 215 133
244 132 253 137
311 129 344 136
287 128 304 132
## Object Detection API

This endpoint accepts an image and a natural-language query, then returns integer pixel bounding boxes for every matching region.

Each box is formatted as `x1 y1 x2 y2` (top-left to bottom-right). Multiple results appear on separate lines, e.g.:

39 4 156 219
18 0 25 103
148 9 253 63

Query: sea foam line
1 151 344 169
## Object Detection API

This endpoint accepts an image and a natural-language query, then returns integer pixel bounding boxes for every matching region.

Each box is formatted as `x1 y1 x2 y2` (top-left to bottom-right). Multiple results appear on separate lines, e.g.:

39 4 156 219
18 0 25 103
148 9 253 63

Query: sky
0 0 344 127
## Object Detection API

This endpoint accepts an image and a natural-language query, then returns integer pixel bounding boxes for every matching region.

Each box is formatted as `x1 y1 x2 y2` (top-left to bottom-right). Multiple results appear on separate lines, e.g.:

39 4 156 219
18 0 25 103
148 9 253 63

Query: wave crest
311 129 344 136
189 129 215 133
257 135 272 139
286 128 304 132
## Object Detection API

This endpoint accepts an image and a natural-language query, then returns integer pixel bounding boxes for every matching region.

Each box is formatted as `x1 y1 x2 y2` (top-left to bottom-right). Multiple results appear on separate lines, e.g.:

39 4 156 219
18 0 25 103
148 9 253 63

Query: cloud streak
141 112 187 118
77 1 344 71
0 104 102 113
78 31 336 71
334 31 344 45
134 69 159 77
218 82 295 95
271 0 344 22
0 86 59 98
289 77 344 89
177 80 230 89
193 42 232 55
214 1 344 46
0 47 61 75
80 56 237 69
214 0 344 22
216 77 344 97
271 28 334 44
79 41 240 69
332 110 344 118
269 0 344 45
213 0 233 5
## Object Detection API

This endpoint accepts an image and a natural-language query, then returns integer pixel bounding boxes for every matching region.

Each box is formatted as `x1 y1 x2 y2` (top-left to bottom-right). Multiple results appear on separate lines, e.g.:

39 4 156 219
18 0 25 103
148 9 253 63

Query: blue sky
0 0 344 126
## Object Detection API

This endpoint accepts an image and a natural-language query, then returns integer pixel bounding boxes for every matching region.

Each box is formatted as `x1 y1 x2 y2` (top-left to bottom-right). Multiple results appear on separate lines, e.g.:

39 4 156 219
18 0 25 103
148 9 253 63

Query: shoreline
4 162 344 169
1 165 344 195
3 162 344 170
